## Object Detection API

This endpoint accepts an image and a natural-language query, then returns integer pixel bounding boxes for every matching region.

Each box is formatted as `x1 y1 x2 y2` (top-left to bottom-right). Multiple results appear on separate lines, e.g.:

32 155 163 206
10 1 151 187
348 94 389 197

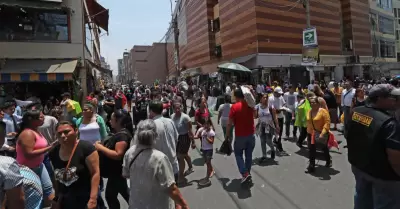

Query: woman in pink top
16 103 57 206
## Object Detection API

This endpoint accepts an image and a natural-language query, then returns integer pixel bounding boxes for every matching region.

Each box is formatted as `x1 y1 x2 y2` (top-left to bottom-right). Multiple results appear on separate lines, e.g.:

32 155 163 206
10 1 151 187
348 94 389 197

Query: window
0 5 69 42
395 8 398 17
372 41 379 57
379 16 394 35
213 18 220 32
377 0 392 10
380 40 396 58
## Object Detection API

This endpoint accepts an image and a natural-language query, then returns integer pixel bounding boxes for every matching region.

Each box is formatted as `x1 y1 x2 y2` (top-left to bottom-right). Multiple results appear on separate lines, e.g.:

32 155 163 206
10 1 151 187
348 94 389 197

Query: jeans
234 134 256 175
284 112 293 137
259 131 274 157
31 163 53 198
105 176 130 209
352 166 400 209
43 153 54 178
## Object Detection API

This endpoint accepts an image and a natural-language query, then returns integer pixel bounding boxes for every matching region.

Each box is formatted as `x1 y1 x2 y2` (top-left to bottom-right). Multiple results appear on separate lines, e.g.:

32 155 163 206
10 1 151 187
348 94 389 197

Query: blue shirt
2 113 22 148
14 106 22 117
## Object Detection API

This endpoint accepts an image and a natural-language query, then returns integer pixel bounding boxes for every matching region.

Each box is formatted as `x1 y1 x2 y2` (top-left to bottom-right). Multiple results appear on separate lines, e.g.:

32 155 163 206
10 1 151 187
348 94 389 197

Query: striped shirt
20 166 43 209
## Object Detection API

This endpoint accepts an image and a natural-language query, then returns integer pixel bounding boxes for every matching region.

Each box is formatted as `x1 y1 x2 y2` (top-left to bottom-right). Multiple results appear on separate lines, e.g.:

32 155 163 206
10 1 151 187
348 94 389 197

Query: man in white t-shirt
268 87 286 152
283 85 298 138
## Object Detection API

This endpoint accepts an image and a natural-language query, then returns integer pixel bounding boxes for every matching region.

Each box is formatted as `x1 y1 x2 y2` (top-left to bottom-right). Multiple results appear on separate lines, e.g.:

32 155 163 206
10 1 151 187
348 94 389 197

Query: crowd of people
0 76 399 209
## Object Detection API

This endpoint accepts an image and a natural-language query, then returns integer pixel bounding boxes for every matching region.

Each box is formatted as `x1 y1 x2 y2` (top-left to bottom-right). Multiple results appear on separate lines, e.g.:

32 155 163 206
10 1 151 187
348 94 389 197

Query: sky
97 0 176 74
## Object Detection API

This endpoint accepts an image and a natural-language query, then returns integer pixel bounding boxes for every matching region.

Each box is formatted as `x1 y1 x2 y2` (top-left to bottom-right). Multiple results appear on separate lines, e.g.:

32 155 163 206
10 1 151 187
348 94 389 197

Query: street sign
303 28 318 47
301 46 319 66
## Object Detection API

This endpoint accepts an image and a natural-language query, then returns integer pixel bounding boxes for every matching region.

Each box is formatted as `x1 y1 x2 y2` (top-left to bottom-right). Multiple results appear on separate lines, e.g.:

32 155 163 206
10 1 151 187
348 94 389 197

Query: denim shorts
202 149 213 161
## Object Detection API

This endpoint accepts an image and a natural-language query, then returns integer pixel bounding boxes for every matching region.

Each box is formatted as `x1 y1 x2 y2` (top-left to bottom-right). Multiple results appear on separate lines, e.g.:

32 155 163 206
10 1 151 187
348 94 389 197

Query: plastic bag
218 140 232 156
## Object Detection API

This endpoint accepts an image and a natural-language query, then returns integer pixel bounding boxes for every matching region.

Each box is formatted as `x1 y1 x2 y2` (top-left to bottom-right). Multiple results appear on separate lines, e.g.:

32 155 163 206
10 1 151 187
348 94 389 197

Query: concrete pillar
79 65 87 102
334 66 343 81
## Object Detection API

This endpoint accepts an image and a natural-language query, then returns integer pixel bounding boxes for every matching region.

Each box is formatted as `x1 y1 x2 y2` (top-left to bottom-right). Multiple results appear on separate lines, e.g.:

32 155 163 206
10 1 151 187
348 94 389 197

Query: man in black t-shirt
133 95 149 126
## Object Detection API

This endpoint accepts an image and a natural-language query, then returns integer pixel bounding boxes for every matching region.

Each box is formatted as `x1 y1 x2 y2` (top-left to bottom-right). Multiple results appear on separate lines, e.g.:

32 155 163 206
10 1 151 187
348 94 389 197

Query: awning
85 0 109 32
0 59 78 82
231 54 256 64
0 0 65 10
181 68 201 77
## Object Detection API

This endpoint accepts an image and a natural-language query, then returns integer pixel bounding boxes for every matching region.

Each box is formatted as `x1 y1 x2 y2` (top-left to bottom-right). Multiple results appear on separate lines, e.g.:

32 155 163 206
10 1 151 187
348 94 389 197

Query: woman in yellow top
306 96 332 173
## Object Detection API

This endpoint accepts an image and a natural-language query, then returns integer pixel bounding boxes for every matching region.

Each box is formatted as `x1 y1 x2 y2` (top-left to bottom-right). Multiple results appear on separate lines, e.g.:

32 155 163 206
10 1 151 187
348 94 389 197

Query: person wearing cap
268 87 286 152
346 84 400 208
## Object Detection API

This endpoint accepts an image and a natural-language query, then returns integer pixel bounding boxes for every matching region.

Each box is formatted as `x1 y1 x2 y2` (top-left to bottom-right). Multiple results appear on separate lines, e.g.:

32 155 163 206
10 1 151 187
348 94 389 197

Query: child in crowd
195 119 215 186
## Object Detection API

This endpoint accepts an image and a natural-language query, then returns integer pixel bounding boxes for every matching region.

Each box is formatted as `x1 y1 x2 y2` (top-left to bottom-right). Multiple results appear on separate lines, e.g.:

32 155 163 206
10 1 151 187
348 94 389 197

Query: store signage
301 46 319 66
303 27 318 47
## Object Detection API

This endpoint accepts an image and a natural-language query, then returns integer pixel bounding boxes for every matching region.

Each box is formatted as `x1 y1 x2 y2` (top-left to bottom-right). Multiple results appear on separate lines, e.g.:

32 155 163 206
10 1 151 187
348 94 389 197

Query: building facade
122 52 130 83
166 0 394 84
129 43 168 85
0 0 109 98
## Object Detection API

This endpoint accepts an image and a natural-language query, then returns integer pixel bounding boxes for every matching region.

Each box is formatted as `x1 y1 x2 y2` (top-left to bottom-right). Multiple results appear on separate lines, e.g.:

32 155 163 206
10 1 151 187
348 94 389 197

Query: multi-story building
369 0 399 76
0 0 109 98
129 43 168 85
117 59 123 76
122 52 130 84
166 0 385 84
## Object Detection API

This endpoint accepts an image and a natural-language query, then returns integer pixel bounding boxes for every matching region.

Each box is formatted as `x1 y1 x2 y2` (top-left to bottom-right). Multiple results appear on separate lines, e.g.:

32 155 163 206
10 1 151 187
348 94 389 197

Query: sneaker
270 151 275 160
198 178 211 186
184 168 194 176
241 173 252 184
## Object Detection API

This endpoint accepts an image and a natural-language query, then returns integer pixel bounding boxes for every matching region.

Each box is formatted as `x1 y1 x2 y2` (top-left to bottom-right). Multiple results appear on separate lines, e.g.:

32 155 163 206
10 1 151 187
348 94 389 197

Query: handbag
51 140 79 209
310 111 329 145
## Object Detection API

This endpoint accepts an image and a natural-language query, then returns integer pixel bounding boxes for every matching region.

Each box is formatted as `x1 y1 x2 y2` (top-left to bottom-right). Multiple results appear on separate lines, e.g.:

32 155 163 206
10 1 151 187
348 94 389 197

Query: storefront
0 59 80 103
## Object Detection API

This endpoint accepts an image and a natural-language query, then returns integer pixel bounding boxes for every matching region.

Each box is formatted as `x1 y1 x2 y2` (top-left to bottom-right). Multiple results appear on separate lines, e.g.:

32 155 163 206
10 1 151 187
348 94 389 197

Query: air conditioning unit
214 45 222 57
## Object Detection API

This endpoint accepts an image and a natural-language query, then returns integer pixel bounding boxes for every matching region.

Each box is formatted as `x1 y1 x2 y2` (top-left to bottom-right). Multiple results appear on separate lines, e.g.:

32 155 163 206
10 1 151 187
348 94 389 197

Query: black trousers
307 134 330 163
105 176 130 209
297 127 308 145
274 118 284 151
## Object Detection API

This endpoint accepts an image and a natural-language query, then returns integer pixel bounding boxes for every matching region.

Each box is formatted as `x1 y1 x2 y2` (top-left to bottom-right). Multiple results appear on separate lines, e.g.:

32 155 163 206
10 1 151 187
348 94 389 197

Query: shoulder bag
51 140 79 209
310 110 329 145
129 148 151 169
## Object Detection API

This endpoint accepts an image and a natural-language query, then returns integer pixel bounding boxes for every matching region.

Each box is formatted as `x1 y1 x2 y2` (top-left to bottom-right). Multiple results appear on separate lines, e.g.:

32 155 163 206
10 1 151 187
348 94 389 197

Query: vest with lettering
347 106 400 181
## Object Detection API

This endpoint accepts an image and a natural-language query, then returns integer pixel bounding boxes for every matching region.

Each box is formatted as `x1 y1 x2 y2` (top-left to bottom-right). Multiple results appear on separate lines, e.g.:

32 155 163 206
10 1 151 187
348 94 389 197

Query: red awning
85 0 109 32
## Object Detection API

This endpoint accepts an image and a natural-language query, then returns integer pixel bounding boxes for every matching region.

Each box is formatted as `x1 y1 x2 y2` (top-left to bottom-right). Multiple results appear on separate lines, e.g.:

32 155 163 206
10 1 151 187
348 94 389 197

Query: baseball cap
274 87 283 94
368 84 400 99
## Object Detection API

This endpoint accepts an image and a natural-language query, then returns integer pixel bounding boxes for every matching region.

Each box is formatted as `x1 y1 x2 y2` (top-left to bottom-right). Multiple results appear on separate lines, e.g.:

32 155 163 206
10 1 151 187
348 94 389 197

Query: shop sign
303 27 318 47
301 46 319 66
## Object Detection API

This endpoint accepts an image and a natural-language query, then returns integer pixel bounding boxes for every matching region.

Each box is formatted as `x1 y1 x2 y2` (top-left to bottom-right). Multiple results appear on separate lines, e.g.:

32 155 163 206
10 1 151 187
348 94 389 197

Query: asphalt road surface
103 114 353 209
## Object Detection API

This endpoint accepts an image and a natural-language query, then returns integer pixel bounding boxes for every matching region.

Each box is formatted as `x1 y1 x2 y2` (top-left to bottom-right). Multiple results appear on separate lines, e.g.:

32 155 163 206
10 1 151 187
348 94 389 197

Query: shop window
380 40 396 58
379 16 394 35
0 5 69 42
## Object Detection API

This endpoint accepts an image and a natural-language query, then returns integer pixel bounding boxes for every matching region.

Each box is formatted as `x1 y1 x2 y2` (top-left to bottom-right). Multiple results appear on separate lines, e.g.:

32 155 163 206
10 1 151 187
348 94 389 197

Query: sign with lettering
352 112 373 127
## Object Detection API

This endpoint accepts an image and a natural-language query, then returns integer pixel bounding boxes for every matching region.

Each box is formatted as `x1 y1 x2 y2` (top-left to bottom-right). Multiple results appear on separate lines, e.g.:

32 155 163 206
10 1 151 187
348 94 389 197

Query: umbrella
218 62 251 72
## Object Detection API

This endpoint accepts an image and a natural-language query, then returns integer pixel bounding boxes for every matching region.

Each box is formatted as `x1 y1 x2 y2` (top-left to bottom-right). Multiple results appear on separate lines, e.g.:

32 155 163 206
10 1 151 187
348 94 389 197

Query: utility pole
304 0 311 28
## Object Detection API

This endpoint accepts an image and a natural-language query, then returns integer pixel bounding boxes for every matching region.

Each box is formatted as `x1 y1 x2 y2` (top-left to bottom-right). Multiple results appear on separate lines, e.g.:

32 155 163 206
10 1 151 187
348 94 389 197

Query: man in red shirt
225 88 256 185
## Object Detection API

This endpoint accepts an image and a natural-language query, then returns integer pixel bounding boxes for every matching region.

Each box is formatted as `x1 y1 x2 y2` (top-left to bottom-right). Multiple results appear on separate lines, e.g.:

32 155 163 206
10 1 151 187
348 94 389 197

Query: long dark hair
114 109 134 136
16 103 42 138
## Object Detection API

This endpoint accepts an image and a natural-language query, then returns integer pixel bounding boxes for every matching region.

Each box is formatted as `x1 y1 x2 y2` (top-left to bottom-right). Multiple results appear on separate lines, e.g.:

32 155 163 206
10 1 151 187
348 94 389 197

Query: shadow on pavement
252 157 279 167
309 166 341 181
218 178 252 199
192 157 205 166
295 147 329 161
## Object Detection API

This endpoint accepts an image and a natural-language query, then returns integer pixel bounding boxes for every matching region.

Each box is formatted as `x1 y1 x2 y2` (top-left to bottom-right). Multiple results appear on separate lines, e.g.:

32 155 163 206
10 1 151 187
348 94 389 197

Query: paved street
104 113 354 209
